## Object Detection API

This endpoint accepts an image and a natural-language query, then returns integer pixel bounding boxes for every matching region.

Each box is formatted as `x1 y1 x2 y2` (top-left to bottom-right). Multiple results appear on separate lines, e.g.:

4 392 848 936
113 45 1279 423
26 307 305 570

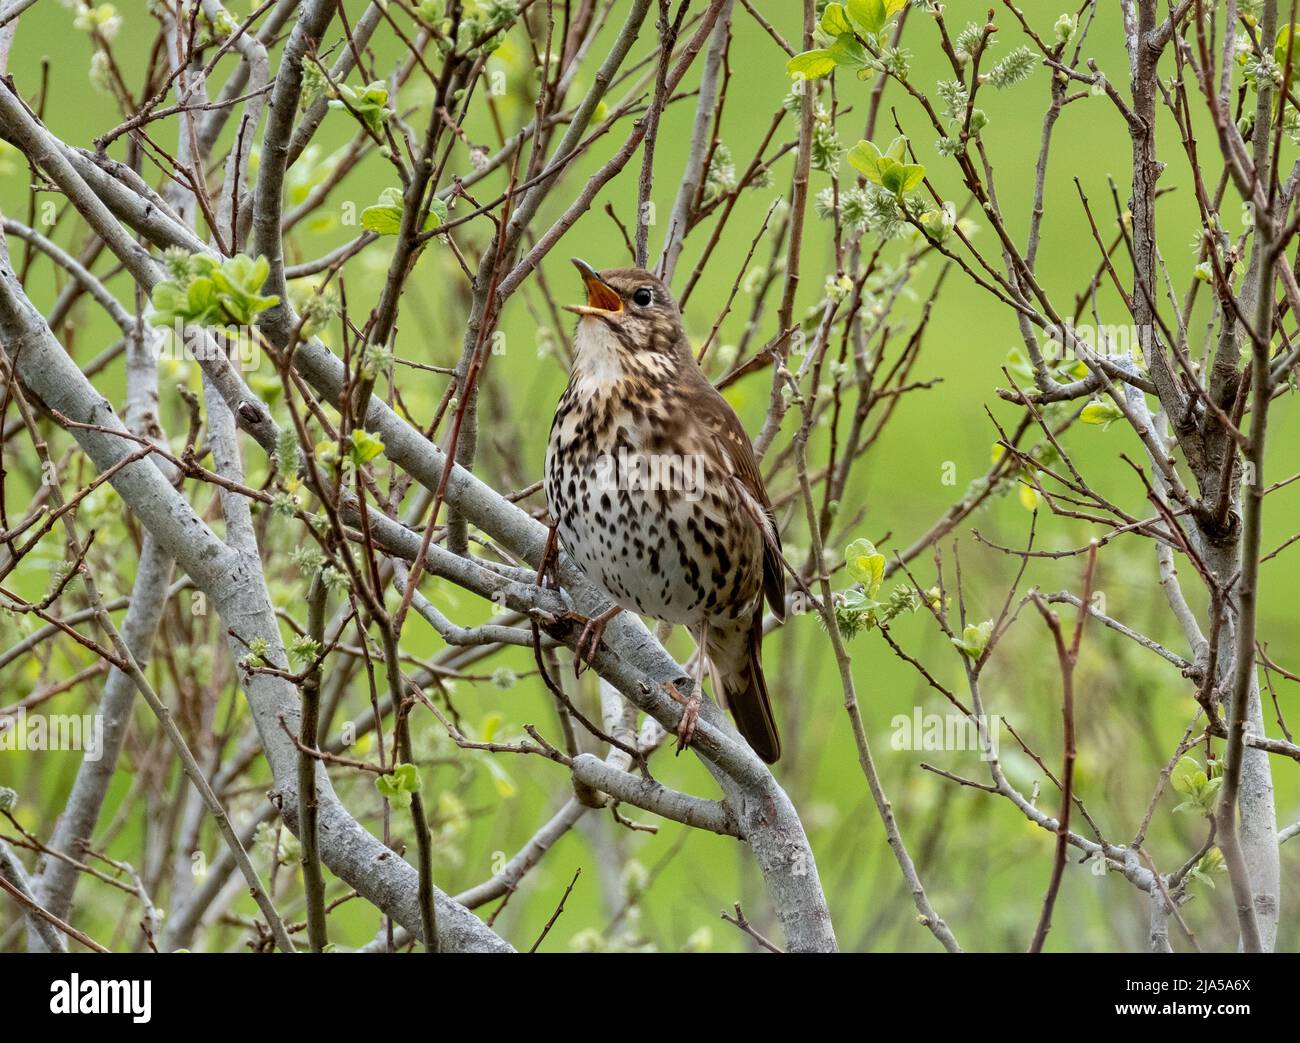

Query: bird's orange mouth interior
565 258 623 316
582 277 623 314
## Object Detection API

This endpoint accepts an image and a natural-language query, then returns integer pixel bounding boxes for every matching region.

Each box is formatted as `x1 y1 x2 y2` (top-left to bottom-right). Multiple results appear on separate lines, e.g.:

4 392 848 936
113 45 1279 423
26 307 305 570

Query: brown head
564 259 688 363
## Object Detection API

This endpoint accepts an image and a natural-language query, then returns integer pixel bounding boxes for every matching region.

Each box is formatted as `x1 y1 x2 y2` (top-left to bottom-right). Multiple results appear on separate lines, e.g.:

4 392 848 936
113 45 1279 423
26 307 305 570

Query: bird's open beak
564 258 623 317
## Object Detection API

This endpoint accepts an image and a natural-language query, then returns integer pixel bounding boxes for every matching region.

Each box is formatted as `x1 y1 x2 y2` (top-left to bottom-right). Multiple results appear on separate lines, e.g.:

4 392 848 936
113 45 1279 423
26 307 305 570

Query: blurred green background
0 0 1296 952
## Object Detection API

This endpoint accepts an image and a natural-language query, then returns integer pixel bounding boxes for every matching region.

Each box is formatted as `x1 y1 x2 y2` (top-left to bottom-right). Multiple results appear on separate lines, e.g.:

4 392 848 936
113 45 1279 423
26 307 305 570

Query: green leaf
363 188 447 236
361 187 406 235
844 538 886 597
330 80 392 134
920 202 956 242
375 762 421 809
1278 23 1299 63
840 587 869 608
361 203 403 235
847 137 921 198
828 33 869 68
1194 847 1225 885
211 255 279 323
1278 24 1300 89
1171 755 1201 795
899 163 926 192
148 252 278 328
846 0 886 34
846 139 884 180
360 82 389 107
1170 755 1221 814
879 162 906 194
1080 399 1125 430
187 278 217 321
315 438 340 468
221 253 269 295
786 48 838 79
819 2 853 36
425 196 449 230
952 619 994 659
349 429 386 466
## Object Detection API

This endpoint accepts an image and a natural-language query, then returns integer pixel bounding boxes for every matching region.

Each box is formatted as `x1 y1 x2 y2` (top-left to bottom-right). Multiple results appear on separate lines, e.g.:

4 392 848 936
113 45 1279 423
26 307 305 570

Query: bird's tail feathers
713 614 781 764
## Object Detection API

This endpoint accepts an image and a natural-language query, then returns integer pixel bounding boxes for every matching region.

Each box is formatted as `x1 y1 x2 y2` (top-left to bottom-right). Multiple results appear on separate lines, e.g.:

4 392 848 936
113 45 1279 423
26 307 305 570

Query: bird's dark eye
632 287 653 307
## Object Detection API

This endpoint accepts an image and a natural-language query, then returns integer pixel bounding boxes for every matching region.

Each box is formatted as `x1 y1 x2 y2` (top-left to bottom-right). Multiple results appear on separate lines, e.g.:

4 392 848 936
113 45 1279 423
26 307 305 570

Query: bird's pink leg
536 518 562 589
570 604 623 676
693 621 710 694
663 679 701 754
665 623 711 754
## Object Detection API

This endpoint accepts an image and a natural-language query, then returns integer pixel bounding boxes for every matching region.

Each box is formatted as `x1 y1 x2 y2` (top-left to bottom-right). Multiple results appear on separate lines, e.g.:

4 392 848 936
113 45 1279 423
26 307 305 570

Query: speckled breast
545 385 761 629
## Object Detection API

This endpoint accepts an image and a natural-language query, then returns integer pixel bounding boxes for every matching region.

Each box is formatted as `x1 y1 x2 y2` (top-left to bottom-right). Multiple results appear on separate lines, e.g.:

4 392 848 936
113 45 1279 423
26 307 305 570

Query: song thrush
544 258 785 763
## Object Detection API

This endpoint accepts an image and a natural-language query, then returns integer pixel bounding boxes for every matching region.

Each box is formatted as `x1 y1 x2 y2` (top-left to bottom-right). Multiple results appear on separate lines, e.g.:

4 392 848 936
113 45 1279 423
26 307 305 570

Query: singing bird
544 259 785 763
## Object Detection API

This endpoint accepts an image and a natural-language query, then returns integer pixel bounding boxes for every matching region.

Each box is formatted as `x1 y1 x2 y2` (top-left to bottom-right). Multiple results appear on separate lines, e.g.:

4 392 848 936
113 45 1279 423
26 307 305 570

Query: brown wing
689 377 786 622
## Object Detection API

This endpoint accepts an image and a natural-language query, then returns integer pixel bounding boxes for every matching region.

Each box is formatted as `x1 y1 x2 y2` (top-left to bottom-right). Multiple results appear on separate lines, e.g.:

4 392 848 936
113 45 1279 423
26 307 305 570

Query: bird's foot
663 679 701 755
564 606 623 677
536 518 562 590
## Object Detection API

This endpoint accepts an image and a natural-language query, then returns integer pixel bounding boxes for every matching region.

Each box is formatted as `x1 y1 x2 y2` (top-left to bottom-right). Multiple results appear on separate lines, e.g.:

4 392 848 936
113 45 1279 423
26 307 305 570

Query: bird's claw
663 680 701 755
573 616 605 677
536 518 562 590
565 607 622 677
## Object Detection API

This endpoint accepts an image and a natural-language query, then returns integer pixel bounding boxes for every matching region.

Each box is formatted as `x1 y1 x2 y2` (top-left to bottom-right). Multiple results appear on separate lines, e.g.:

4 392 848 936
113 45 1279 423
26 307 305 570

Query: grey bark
0 265 512 953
